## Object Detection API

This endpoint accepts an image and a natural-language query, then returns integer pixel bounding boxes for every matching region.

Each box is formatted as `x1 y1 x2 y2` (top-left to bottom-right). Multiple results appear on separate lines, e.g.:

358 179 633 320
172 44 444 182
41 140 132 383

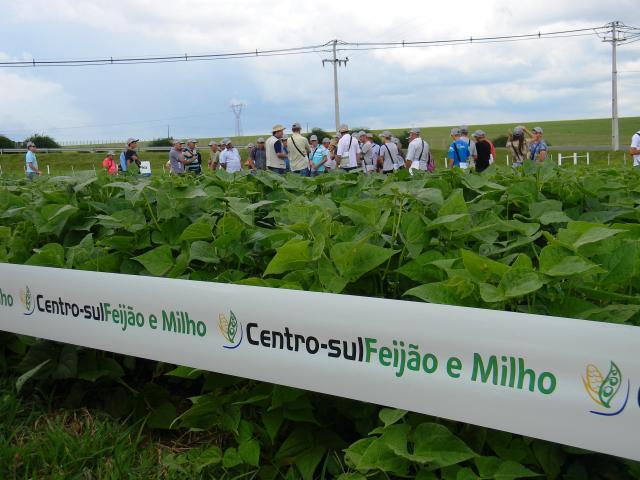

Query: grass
0 378 230 479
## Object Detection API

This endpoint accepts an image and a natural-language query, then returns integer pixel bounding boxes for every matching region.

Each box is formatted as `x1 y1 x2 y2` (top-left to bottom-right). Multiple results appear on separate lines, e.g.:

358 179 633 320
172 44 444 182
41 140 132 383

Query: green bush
0 135 17 149
23 134 60 149
148 137 173 147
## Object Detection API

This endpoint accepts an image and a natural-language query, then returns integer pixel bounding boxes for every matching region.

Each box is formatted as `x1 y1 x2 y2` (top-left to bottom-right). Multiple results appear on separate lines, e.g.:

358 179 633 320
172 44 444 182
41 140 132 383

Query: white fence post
573 153 577 165
444 158 447 169
558 153 562 166
47 165 50 175
586 152 590 165
608 154 611 166
506 155 509 166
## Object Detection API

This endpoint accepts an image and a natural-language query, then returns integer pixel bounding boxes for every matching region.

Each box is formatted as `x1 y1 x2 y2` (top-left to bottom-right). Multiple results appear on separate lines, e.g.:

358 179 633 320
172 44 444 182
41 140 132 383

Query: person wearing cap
286 122 311 174
472 130 492 173
447 128 471 169
405 128 430 173
208 141 221 171
506 126 530 167
122 138 141 173
336 124 361 172
169 139 189 175
266 124 288 173
307 134 329 176
219 139 242 173
473 131 496 165
459 126 478 166
249 137 267 172
360 132 376 174
392 137 405 170
24 141 41 179
377 131 400 174
326 135 340 171
528 127 547 163
183 139 202 175
102 150 118 175
281 137 291 171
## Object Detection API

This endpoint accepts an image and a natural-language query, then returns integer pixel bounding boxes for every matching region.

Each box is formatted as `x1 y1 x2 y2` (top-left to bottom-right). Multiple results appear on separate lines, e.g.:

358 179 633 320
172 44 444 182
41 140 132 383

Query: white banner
0 264 638 460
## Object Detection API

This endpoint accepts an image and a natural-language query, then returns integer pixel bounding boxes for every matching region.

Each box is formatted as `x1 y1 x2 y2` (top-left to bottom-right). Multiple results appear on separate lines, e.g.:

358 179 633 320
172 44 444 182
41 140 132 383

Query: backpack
119 151 126 172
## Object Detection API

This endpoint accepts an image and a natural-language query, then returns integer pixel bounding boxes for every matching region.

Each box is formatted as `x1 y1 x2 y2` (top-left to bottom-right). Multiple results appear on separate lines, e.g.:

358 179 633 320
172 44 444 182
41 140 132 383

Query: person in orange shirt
102 150 118 175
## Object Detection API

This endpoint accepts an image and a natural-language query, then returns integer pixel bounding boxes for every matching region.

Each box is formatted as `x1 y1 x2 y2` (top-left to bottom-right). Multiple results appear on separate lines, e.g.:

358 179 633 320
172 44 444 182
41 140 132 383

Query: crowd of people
20 124 640 180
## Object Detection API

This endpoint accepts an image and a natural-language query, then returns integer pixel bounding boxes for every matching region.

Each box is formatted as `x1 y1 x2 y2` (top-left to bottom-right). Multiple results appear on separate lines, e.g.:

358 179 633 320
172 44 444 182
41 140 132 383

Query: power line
0 25 617 68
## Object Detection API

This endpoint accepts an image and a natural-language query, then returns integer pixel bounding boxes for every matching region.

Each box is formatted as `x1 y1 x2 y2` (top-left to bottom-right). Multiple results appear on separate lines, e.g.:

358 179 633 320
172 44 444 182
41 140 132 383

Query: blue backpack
119 151 127 172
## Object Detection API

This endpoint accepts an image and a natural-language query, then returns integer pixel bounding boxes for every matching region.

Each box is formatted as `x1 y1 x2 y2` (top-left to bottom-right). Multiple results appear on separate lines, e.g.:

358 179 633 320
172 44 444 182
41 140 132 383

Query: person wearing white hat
102 150 118 175
529 127 547 163
405 128 430 173
336 124 361 171
377 131 400 174
208 141 221 171
506 126 530 167
472 130 492 173
24 141 41 179
220 139 242 173
183 139 202 175
288 122 311 174
266 124 287 173
121 138 141 173
307 134 329 176
360 132 376 174
169 139 188 175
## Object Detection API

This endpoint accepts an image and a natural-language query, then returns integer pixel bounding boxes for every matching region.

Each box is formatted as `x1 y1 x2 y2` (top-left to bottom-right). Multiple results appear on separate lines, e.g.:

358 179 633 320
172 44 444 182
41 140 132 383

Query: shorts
268 167 287 174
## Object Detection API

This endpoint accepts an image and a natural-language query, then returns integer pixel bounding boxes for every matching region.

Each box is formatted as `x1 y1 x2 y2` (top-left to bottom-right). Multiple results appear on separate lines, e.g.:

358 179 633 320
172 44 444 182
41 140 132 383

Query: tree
304 128 333 142
0 135 17 149
23 134 60 148
148 137 173 147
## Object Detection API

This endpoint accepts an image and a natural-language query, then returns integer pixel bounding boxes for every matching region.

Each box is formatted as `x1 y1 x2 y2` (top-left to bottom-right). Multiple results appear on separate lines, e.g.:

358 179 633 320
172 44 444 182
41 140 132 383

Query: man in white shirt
219 138 242 173
336 124 361 171
406 128 429 173
378 131 400 174
288 122 311 173
25 141 41 180
630 130 640 167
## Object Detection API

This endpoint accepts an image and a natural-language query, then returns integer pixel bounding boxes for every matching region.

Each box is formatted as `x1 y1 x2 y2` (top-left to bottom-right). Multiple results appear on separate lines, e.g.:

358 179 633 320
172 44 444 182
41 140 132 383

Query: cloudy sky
0 0 639 143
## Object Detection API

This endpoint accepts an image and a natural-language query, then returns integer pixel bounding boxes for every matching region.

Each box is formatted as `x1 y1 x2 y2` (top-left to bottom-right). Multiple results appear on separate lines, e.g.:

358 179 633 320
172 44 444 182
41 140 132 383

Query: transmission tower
230 103 245 137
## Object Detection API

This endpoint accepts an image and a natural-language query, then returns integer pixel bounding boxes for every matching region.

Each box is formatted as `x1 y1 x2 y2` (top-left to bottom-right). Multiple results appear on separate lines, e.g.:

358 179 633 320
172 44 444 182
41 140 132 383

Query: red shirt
102 156 118 175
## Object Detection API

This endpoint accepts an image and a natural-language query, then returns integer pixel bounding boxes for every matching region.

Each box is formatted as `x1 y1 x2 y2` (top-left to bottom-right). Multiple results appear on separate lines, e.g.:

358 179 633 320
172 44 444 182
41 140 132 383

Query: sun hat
532 127 544 134
381 130 392 138
310 134 318 141
257 137 265 143
339 124 349 133
272 124 285 132
208 140 218 146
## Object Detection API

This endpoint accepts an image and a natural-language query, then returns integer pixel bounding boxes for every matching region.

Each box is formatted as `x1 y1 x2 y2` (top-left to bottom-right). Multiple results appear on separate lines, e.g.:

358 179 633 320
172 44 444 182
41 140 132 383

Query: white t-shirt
631 132 640 167
220 148 242 173
406 137 429 170
336 133 361 168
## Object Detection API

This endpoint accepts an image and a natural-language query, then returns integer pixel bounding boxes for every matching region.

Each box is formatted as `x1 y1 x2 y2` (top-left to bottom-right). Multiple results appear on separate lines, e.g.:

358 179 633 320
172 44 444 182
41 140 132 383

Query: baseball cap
532 127 544 134
366 132 374 138
222 138 231 144
257 137 265 143
450 128 461 136
392 137 401 145
459 125 469 134
310 134 318 141
473 130 486 138
187 138 198 144
339 124 349 133
272 124 285 132
174 139 184 145
357 130 366 137
126 137 139 145
247 143 255 148
513 126 525 135
409 128 420 134
107 150 115 155
208 140 218 146
26 141 35 147
292 122 302 129
381 130 392 138
322 137 330 143
281 136 289 141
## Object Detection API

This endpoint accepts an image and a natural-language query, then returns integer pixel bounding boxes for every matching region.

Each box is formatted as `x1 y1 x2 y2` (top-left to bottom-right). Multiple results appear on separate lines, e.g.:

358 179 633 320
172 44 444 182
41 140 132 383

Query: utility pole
167 125 170 139
323 40 349 132
230 103 245 137
603 21 623 151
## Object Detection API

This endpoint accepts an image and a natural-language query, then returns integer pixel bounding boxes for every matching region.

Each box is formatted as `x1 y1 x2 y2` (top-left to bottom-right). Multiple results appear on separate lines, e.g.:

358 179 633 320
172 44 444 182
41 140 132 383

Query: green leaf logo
582 361 622 408
20 286 34 314
218 311 238 343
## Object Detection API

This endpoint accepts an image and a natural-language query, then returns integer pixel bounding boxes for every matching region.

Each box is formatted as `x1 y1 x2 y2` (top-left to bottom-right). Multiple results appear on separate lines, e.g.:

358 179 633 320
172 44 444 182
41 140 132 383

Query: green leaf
15 359 50 393
539 211 572 225
222 447 243 469
474 456 541 480
331 241 398 283
26 243 65 267
356 437 410 475
461 249 509 282
379 408 408 427
404 277 474 306
411 423 475 468
572 226 624 250
265 238 311 275
296 446 326 480
189 241 219 264
133 245 174 276
262 408 284 443
178 222 213 242
531 441 565 480
498 270 544 298
238 439 260 467
544 256 605 277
